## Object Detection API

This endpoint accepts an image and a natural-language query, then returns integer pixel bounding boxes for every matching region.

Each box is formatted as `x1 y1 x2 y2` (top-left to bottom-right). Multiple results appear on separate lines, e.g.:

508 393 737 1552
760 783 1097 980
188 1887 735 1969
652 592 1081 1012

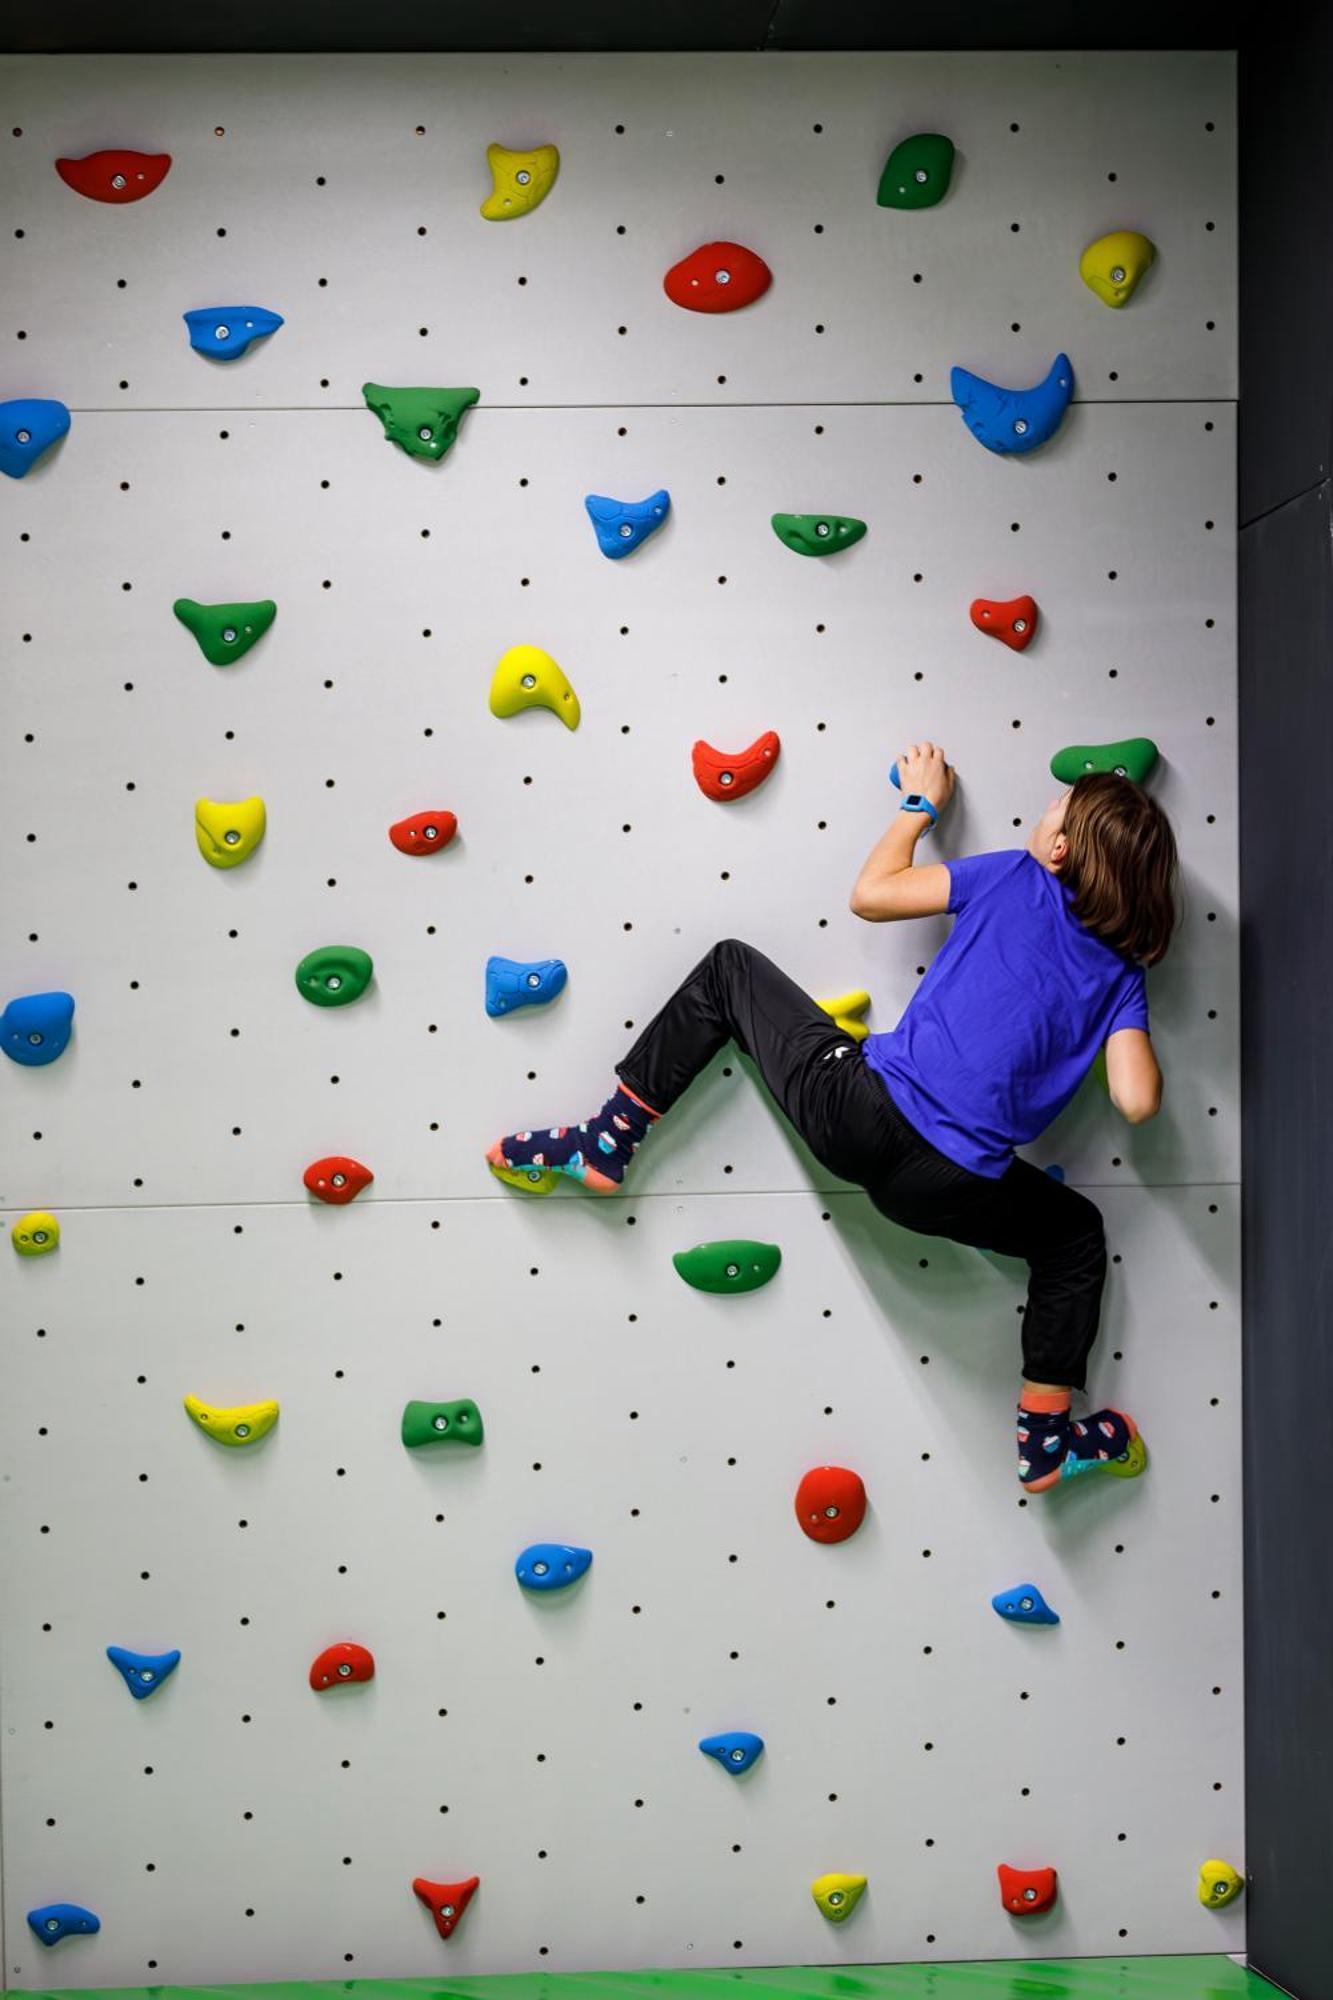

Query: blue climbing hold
485 955 568 1018
1045 1164 1066 1184
515 1543 592 1592
106 1645 182 1700
183 305 285 360
1 990 75 1066
584 489 671 559
27 1903 101 1947
950 353 1074 456
992 1583 1060 1626
0 397 71 479
699 1730 765 1773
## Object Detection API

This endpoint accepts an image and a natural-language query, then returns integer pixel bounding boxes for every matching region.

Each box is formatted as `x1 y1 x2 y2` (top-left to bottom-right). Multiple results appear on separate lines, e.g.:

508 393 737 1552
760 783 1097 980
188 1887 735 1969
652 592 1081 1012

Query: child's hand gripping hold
895 739 957 818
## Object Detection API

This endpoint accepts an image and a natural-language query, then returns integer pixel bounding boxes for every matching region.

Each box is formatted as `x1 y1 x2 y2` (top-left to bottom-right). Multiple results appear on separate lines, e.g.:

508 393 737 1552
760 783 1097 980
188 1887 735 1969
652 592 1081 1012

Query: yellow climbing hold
1198 1860 1244 1908
195 796 267 868
811 1872 867 1924
183 1393 279 1447
12 1210 60 1256
489 644 581 730
1079 229 1156 308
817 990 872 1042
1104 1431 1149 1479
481 142 560 220
489 1159 560 1196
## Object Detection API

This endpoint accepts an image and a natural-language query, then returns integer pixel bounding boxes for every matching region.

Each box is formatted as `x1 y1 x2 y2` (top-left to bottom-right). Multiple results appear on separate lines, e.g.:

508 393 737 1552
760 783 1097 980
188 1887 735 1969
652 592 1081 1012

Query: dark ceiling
5 0 1238 54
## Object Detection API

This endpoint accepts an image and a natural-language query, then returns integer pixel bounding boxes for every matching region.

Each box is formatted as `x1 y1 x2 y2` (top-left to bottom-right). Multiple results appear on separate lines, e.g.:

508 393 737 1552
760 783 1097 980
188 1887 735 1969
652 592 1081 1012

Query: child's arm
849 810 951 920
1104 1028 1163 1123
851 739 954 919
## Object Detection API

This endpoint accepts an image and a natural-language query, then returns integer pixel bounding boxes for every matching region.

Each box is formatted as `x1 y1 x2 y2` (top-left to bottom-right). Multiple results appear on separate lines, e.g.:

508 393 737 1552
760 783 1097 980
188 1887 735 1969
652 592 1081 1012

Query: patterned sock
486 1081 661 1193
1016 1388 1072 1490
1018 1389 1138 1491
1064 1409 1136 1475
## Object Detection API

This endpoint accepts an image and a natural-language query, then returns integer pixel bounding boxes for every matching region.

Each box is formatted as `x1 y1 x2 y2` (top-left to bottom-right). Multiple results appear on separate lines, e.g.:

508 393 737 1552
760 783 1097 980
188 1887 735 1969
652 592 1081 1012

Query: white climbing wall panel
0 48 1239 1987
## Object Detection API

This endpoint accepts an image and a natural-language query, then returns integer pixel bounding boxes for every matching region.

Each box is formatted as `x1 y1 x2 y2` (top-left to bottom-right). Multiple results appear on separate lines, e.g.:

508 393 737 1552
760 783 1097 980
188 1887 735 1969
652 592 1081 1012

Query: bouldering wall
0 48 1239 1986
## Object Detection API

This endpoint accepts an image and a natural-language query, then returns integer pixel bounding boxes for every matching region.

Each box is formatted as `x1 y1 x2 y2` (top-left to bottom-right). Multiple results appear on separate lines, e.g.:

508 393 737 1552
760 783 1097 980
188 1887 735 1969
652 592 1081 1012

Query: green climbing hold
877 132 955 209
294 945 374 1007
672 1239 782 1294
362 383 480 462
771 513 867 557
173 597 276 667
1051 738 1159 786
401 1398 484 1448
1104 1432 1149 1479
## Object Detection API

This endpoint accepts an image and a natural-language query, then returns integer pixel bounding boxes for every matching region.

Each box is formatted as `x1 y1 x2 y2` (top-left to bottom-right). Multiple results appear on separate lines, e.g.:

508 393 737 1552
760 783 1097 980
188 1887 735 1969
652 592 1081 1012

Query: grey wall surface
0 48 1240 1986
1239 8 1333 1999
4 0 1331 1990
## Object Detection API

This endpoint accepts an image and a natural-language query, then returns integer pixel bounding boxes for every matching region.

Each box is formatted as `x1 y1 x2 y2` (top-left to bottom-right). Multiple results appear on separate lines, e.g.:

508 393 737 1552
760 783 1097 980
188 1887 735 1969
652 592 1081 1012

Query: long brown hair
1057 773 1179 967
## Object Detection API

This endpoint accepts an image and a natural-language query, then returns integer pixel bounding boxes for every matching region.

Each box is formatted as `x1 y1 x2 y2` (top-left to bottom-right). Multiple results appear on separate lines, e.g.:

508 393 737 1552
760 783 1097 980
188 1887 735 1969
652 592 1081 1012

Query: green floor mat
14 1954 1273 2000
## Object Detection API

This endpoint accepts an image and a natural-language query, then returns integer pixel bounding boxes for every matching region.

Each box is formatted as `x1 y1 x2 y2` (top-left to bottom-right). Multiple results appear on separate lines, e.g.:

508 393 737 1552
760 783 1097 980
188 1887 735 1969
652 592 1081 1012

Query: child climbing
487 742 1178 1492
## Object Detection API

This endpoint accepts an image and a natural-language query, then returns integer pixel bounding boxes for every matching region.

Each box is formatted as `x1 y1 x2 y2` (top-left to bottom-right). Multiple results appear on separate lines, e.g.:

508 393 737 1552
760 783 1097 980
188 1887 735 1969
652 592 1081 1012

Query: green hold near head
401 1398 484 1448
294 945 374 1007
771 513 867 557
877 133 956 209
672 1239 782 1294
174 597 277 667
1050 738 1159 787
362 383 480 461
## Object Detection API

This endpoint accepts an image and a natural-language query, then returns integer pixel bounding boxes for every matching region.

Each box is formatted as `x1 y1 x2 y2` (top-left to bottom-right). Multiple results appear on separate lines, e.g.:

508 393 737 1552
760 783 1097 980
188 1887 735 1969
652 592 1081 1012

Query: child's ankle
1016 1386 1072 1491
616 1079 661 1118
1020 1382 1072 1415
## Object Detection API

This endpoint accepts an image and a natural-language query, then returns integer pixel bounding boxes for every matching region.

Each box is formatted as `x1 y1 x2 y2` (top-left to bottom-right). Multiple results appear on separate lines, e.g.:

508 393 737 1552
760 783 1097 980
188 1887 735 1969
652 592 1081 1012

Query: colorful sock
1016 1388 1071 1490
1018 1390 1138 1491
486 1080 661 1193
1064 1409 1136 1475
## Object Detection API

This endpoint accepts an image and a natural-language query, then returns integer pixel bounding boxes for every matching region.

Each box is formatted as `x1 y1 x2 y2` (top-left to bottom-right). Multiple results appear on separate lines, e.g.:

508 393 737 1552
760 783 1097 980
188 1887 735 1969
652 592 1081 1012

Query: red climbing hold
663 241 773 313
413 1874 480 1941
692 730 781 802
389 810 458 856
309 1641 375 1690
303 1156 374 1205
997 1863 1058 1915
55 149 172 203
969 595 1039 652
794 1465 867 1544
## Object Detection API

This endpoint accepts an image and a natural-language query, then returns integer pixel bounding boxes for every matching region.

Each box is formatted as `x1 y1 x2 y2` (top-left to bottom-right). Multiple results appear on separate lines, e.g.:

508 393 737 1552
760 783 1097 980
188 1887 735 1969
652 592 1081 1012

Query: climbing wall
0 48 1239 1987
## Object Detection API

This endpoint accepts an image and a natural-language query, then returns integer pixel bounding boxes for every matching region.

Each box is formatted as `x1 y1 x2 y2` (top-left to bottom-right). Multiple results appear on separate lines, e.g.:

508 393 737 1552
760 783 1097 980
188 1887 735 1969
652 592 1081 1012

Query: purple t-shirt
861 848 1150 1179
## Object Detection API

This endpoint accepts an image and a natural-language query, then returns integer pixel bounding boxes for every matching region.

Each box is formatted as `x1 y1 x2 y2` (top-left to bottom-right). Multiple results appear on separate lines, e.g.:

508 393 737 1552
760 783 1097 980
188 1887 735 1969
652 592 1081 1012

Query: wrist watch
900 793 939 834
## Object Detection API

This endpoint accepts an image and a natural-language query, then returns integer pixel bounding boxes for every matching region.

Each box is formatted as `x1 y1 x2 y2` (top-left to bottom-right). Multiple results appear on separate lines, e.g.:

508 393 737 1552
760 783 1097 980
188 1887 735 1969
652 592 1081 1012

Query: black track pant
616 939 1108 1391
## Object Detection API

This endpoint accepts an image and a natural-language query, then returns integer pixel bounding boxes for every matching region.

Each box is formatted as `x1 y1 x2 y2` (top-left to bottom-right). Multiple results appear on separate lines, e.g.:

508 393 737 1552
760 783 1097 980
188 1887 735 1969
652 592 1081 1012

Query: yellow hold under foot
488 1158 560 1196
817 989 872 1041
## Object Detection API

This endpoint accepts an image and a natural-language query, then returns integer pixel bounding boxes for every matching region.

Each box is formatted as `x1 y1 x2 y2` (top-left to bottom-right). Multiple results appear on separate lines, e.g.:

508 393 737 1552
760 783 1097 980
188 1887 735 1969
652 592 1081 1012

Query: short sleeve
946 849 1026 916
1106 964 1150 1036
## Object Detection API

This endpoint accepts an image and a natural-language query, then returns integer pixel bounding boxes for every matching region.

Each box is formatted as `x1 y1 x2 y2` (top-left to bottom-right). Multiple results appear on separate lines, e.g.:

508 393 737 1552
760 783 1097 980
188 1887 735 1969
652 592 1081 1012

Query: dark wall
2 0 1235 54
1239 9 1333 1999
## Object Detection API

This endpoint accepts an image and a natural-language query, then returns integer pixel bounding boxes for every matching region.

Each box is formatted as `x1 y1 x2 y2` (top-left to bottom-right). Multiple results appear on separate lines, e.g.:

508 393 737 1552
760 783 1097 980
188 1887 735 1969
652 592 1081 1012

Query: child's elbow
1119 1087 1163 1126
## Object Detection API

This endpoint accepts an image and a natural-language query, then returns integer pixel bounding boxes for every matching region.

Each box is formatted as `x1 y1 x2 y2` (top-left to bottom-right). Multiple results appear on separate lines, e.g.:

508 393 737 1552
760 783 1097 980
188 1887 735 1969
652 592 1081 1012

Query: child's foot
1017 1398 1146 1491
486 1080 661 1194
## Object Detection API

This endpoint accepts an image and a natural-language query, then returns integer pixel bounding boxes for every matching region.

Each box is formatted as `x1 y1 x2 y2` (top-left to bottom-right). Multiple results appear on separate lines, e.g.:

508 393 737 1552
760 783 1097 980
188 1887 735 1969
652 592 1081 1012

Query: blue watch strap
900 793 939 830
